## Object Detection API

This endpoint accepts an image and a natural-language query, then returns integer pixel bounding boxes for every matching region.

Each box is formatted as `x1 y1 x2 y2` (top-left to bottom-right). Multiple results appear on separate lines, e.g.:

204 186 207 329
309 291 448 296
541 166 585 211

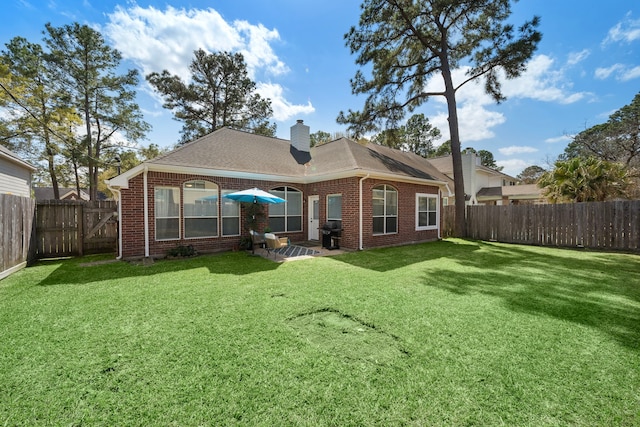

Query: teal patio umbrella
223 187 286 204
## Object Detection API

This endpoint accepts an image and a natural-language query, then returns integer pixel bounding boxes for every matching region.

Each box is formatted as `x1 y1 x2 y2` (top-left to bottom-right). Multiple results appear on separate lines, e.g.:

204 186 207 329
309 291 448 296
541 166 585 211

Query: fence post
78 202 84 257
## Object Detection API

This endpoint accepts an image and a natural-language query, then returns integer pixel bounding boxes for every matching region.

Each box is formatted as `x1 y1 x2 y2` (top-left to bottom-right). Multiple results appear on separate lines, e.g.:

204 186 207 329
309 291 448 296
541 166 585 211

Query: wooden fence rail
0 194 36 280
466 201 640 252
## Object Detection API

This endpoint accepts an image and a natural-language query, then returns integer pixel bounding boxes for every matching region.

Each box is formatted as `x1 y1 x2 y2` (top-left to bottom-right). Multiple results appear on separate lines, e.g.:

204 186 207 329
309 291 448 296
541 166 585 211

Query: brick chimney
290 119 310 153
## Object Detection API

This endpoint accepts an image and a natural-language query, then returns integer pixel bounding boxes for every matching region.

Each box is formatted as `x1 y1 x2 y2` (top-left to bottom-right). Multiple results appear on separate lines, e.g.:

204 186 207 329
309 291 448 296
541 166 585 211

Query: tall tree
433 140 452 157
338 0 541 236
310 130 332 147
44 23 149 200
147 49 276 144
0 37 79 199
538 157 630 203
402 113 441 157
516 165 545 184
477 149 503 171
563 92 640 169
371 113 440 157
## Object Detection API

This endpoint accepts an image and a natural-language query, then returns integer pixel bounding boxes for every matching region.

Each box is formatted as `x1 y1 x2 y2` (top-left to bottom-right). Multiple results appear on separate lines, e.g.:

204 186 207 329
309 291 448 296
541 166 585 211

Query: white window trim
221 189 241 237
183 181 218 240
327 193 342 221
269 186 303 233
155 186 180 241
416 193 439 231
373 184 398 235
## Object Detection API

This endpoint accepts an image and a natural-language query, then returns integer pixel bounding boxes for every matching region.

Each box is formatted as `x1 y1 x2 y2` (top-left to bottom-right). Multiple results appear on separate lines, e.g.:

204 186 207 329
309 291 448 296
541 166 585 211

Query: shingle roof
34 187 90 200
145 127 450 184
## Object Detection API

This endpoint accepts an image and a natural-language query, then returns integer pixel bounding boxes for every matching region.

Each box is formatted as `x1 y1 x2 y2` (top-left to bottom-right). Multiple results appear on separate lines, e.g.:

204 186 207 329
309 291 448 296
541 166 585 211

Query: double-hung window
416 193 438 230
372 185 397 234
269 186 302 232
183 180 218 238
327 194 342 221
221 189 240 236
155 187 180 240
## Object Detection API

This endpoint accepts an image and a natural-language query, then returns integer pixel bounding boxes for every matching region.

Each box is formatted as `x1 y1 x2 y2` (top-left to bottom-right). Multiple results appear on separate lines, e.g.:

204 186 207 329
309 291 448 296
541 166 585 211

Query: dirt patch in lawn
288 308 409 364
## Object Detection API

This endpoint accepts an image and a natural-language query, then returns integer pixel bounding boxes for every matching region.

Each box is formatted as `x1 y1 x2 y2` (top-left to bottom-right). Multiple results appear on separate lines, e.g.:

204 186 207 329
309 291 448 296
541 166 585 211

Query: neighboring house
427 152 543 205
34 187 90 201
106 120 452 259
0 145 35 198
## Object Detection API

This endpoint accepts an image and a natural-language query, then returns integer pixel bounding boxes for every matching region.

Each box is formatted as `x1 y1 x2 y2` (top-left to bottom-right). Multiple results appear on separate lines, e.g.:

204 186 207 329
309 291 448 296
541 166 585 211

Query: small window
269 186 302 232
416 193 439 230
183 180 218 239
155 187 180 240
373 185 397 235
327 194 342 220
221 189 240 236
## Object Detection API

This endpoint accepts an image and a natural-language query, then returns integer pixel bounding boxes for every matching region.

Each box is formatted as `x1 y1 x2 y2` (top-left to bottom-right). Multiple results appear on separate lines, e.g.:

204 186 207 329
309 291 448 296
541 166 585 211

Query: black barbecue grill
321 221 342 250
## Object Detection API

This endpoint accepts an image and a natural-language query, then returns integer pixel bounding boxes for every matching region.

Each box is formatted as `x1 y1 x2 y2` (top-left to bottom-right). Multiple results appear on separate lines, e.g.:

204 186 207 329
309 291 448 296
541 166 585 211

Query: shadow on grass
34 251 280 287
331 239 481 272
420 240 640 350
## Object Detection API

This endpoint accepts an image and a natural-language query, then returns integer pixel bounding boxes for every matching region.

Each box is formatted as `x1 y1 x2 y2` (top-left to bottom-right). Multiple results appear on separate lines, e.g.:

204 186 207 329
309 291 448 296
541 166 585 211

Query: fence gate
35 200 117 258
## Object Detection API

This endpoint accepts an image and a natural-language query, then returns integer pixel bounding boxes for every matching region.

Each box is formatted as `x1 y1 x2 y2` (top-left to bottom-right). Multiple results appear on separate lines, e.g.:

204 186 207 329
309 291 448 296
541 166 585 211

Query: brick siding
119 172 441 259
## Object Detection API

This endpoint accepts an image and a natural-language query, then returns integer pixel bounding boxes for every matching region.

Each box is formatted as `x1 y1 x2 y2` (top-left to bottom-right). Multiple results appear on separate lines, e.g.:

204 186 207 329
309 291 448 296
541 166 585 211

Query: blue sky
2 0 639 176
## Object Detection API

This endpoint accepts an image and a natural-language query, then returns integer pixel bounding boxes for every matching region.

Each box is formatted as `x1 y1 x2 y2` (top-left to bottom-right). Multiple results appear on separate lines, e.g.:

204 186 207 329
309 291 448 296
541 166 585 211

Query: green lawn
1 239 639 426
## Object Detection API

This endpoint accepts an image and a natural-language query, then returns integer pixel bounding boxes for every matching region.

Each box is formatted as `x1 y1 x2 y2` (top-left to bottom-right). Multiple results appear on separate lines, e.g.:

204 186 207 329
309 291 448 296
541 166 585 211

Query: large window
183 180 218 239
269 186 302 232
221 189 240 236
327 194 342 221
373 185 397 234
155 187 180 240
416 193 438 230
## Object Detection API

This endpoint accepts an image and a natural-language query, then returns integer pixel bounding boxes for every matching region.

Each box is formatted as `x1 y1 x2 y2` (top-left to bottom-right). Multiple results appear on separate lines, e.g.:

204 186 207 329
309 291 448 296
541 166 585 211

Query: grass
1 238 639 426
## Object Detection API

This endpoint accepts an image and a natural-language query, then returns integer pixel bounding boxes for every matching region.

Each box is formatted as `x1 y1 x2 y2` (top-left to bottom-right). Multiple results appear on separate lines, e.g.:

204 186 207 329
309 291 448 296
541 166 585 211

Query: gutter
106 184 123 260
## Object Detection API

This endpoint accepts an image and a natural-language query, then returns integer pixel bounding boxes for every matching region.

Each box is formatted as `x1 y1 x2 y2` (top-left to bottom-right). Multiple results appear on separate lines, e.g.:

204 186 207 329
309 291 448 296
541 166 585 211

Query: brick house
106 120 452 259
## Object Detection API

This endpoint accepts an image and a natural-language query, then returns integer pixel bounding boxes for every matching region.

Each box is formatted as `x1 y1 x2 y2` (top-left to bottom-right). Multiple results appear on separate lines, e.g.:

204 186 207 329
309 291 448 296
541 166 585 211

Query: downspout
358 174 370 250
437 189 442 240
107 186 123 259
143 166 150 258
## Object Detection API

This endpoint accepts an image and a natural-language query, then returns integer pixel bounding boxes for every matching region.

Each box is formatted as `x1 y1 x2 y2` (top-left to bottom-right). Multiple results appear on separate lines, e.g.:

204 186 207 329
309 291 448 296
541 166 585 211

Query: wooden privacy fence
34 200 118 258
466 200 640 252
441 205 456 238
0 194 36 280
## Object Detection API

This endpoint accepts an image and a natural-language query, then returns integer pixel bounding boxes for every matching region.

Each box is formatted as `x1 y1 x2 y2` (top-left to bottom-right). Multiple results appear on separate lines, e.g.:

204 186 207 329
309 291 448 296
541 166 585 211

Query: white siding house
0 145 35 198
427 152 541 205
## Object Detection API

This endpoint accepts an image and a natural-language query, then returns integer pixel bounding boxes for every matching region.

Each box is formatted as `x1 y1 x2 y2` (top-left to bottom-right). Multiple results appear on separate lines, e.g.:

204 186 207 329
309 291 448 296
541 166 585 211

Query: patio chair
264 233 289 258
249 229 265 254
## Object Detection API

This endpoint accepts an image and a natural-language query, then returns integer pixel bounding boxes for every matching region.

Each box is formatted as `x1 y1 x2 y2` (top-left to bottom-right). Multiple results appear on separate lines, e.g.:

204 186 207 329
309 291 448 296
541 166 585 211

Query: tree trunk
441 58 466 237
44 132 60 200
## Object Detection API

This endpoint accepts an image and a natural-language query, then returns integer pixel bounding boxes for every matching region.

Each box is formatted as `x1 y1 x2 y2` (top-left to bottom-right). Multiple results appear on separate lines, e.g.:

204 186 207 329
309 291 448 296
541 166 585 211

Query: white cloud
502 55 588 104
422 54 586 143
498 146 538 156
103 5 289 81
595 63 640 81
621 65 640 81
256 83 315 121
497 159 532 177
104 6 241 80
102 5 312 124
545 135 572 144
595 64 625 79
567 49 590 66
602 12 640 45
